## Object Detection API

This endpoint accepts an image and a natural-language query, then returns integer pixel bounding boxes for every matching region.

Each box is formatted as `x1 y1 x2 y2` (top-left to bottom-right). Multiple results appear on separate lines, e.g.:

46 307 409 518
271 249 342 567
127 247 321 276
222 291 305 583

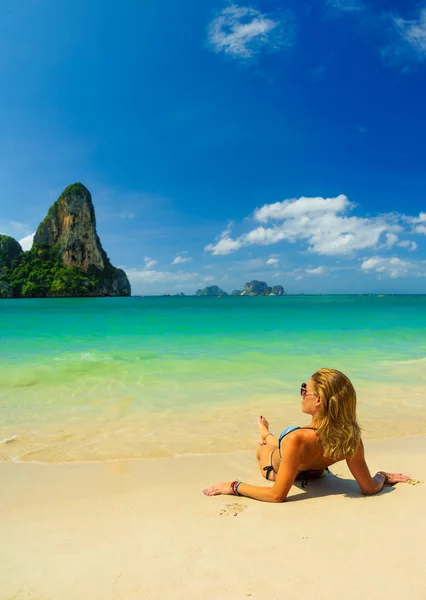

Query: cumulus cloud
254 194 350 222
127 269 199 284
205 223 243 255
19 232 35 251
266 257 279 266
398 240 418 251
306 266 326 275
172 254 192 265
144 257 158 269
206 194 398 257
383 233 398 248
361 256 417 279
404 212 426 235
207 4 295 60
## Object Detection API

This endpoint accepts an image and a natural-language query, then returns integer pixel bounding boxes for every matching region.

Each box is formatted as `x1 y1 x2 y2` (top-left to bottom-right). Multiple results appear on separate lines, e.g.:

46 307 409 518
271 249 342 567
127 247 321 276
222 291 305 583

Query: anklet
264 433 274 441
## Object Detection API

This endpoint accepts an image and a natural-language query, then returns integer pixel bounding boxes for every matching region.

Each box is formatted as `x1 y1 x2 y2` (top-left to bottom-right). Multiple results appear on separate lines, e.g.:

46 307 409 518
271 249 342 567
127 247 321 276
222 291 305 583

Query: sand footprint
219 502 248 517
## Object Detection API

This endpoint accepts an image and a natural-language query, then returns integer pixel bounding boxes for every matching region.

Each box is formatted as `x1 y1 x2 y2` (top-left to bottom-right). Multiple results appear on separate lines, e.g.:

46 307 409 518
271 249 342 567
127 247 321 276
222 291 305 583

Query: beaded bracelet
231 480 242 496
377 471 391 485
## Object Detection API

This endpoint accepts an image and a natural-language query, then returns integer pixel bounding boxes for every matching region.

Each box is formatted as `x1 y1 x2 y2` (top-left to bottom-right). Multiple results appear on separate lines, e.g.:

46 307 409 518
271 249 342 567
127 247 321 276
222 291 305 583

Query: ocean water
1 295 426 463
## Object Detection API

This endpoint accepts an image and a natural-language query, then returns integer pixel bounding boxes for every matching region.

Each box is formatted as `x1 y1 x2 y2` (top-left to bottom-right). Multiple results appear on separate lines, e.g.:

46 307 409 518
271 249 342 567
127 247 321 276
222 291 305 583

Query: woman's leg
258 416 278 446
256 444 277 482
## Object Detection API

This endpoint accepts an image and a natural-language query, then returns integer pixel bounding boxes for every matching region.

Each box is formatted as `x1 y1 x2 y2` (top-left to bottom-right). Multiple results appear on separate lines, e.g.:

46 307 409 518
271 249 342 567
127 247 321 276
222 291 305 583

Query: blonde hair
311 368 361 460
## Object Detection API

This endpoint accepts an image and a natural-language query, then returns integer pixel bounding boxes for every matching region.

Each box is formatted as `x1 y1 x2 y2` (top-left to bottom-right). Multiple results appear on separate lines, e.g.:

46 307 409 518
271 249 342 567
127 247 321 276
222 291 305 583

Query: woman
203 368 410 502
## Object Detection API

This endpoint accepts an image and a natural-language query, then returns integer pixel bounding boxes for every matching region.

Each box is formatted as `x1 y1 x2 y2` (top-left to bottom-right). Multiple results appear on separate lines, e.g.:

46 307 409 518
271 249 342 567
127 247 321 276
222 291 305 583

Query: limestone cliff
0 235 23 271
0 183 131 298
240 281 286 296
195 285 228 297
0 236 23 297
35 183 108 272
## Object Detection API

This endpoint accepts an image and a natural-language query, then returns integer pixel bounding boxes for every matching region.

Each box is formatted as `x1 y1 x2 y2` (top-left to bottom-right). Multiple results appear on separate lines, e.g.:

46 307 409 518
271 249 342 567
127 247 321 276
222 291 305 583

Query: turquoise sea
1 296 426 463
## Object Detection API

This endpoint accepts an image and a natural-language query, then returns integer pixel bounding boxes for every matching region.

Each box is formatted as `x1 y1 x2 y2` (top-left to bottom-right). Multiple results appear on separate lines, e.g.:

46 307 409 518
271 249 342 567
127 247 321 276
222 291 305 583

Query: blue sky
1 0 426 294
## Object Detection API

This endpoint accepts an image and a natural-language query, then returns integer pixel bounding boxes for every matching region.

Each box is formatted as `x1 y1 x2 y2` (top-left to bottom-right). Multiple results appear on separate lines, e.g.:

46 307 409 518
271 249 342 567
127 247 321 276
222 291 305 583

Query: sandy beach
1 434 425 600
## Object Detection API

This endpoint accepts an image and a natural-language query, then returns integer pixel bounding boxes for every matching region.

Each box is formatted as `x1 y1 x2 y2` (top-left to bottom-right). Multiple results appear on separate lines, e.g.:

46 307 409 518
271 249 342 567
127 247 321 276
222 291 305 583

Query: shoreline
1 430 426 467
1 435 425 599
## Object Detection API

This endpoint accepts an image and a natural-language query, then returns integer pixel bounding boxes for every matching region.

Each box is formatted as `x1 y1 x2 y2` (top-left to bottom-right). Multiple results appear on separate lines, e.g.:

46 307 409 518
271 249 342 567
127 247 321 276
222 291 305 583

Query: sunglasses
300 382 316 398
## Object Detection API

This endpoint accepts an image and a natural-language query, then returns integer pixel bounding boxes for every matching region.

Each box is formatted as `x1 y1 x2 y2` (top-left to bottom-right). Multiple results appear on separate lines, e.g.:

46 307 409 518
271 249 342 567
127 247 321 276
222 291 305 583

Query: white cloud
144 258 158 269
206 194 398 257
380 9 426 67
119 212 135 219
383 233 398 248
172 255 192 265
204 276 214 282
127 269 199 284
393 9 426 61
409 212 426 235
18 232 35 251
254 194 350 222
145 260 157 269
207 4 295 60
205 223 243 255
398 240 418 251
361 256 417 279
413 212 426 223
306 266 326 275
266 257 279 266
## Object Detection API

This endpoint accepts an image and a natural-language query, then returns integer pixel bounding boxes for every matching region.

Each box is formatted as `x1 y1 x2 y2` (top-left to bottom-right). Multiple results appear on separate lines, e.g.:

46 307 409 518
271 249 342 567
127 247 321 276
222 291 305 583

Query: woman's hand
202 482 234 496
379 471 411 485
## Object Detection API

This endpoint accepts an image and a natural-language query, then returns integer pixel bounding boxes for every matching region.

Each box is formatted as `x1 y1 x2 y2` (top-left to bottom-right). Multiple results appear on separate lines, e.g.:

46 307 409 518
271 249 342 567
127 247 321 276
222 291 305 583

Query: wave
0 434 18 445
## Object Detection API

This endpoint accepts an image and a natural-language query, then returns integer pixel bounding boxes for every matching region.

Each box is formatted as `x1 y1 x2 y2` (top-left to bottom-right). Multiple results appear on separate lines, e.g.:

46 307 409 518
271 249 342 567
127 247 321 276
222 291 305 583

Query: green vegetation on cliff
0 243 123 298
0 235 23 271
0 182 131 298
0 242 125 298
1 244 92 297
195 285 228 296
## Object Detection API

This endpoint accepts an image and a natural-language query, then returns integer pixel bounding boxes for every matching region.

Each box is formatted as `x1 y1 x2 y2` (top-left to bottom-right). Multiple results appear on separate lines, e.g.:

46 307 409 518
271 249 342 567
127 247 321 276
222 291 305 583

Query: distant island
0 183 131 298
195 280 286 297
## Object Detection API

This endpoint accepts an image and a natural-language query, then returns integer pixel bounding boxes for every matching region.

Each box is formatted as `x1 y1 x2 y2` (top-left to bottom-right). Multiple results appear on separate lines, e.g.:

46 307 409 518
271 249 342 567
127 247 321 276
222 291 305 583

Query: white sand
1 435 425 600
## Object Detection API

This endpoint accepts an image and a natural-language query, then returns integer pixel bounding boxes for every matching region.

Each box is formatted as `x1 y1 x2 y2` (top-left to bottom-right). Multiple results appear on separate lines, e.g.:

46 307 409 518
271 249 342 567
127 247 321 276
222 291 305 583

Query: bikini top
278 426 318 456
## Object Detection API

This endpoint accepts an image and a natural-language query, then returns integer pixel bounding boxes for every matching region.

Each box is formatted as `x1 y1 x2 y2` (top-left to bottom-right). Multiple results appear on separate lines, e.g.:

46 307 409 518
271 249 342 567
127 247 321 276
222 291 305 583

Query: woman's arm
347 440 411 495
203 434 302 503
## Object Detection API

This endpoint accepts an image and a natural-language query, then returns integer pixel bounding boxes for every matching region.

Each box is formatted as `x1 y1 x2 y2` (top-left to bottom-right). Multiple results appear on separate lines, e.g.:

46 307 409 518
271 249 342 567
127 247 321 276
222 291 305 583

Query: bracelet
377 471 391 485
231 480 242 496
263 432 274 442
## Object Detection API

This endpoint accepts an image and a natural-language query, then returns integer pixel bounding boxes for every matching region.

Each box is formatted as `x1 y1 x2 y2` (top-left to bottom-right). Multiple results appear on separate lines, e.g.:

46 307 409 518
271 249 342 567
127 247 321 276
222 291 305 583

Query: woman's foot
258 415 270 445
